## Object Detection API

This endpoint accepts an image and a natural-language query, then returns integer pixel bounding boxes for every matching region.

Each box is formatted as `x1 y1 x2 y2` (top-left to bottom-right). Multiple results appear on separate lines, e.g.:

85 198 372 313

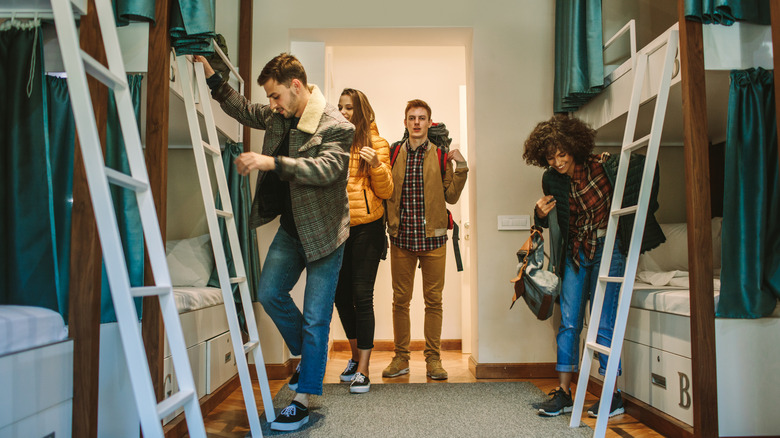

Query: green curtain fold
207 141 262 329
114 0 156 27
554 0 605 113
100 74 145 323
170 0 216 55
1 25 62 313
684 0 771 25
717 67 780 318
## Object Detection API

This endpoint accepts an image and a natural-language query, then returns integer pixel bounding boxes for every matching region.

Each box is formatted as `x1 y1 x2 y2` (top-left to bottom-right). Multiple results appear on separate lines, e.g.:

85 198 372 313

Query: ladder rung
244 341 259 354
215 209 233 219
105 167 149 192
80 50 127 90
611 206 638 217
201 140 220 156
623 134 651 152
156 389 196 419
130 286 172 298
598 276 624 284
586 341 612 356
230 276 246 284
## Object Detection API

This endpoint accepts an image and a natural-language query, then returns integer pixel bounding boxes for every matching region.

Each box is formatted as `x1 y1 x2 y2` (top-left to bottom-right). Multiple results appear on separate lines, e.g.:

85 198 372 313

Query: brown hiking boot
426 359 448 380
382 356 409 378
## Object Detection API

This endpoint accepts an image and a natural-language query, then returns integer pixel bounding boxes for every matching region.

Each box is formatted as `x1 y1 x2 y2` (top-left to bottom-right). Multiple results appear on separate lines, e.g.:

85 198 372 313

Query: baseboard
250 358 300 381
586 379 694 438
468 355 558 379
163 373 240 438
330 339 462 352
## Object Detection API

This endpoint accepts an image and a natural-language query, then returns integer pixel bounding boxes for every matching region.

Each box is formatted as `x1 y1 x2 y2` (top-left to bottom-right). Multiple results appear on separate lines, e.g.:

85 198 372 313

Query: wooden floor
197 350 662 437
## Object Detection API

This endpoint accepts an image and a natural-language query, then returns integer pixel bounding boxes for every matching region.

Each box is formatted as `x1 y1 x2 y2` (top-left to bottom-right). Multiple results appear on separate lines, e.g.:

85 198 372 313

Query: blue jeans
257 226 345 396
556 237 625 376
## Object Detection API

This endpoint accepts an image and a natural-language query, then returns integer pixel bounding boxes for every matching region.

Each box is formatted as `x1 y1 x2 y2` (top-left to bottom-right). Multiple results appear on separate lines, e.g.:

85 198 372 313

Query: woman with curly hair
333 88 393 394
523 114 665 418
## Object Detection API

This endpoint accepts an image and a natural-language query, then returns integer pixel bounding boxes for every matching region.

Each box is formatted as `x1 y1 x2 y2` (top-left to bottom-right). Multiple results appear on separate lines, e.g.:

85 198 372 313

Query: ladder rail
51 0 207 435
569 30 679 436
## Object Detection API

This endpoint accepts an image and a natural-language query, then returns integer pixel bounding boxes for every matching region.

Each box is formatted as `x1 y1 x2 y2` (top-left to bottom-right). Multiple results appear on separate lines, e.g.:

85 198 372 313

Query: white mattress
0 305 68 356
631 274 780 318
173 287 224 313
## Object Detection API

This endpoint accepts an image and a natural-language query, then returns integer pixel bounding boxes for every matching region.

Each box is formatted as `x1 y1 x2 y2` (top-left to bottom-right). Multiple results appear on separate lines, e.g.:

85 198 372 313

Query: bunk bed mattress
0 305 68 356
173 286 224 314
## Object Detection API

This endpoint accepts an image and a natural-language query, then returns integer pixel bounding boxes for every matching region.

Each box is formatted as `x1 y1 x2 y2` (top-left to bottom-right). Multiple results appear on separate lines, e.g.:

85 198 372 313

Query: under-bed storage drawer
0 340 73 430
625 307 691 358
206 331 237 394
621 340 693 426
0 399 72 438
164 304 229 357
162 342 207 424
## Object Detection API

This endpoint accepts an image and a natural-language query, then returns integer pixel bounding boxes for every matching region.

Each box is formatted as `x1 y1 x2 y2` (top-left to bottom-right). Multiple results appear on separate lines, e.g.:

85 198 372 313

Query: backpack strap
389 142 402 168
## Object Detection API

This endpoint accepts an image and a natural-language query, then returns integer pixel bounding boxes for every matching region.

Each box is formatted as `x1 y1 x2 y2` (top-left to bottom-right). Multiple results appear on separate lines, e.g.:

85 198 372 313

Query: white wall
244 0 558 365
324 45 467 343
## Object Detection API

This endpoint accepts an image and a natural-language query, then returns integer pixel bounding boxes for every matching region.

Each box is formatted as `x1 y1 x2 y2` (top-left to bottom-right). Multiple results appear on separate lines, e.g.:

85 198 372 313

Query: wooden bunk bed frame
68 0 254 435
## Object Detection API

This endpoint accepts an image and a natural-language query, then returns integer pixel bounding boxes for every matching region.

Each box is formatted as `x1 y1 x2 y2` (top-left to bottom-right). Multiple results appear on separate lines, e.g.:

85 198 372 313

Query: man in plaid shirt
198 53 353 432
382 99 468 381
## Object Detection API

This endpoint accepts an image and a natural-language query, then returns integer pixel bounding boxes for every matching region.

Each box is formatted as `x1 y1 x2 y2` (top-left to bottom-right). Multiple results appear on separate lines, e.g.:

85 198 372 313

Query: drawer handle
225 352 232 363
651 373 667 389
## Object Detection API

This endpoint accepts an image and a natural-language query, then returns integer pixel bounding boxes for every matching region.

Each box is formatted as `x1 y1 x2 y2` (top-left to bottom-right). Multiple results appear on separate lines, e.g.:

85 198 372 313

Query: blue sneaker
587 391 625 418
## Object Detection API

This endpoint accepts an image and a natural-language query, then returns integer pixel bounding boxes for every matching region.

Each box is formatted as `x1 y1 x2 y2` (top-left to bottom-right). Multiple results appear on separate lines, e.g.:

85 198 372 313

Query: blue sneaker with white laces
270 400 309 431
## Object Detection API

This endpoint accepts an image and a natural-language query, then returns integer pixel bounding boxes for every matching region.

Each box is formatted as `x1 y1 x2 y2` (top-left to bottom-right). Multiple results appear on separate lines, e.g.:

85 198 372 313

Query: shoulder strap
436 147 446 179
389 142 402 168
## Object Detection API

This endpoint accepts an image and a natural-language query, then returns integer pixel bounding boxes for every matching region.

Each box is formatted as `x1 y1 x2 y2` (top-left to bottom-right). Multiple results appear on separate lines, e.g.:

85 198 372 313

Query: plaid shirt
389 140 447 252
568 152 612 266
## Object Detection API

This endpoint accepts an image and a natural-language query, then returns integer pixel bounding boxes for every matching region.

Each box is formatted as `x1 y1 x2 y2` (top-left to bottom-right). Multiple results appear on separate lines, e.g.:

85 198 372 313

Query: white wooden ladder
49 0 206 436
174 51 276 437
569 29 679 436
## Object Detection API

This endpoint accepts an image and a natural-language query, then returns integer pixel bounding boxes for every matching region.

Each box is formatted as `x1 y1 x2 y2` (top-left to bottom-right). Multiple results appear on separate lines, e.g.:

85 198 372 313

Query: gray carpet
255 382 592 437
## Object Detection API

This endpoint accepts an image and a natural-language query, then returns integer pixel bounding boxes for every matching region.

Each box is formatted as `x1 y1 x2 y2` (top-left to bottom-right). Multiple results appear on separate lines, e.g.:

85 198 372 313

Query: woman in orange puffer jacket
333 88 393 394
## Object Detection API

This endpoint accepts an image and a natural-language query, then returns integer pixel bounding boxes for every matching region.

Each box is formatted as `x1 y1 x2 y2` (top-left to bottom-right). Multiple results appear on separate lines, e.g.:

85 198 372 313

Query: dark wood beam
772 0 780 170
142 0 171 404
69 1 107 436
239 0 253 152
677 2 718 437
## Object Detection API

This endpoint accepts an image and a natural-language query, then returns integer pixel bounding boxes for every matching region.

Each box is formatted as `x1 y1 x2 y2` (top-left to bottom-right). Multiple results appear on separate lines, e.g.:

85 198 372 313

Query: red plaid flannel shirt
568 153 612 266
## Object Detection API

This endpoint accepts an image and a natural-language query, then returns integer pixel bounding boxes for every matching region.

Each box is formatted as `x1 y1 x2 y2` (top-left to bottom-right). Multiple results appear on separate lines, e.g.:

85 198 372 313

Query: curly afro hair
522 114 597 168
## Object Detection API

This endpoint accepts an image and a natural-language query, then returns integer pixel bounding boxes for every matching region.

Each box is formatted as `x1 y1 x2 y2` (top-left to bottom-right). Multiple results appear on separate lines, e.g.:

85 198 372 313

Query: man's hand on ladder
192 55 215 78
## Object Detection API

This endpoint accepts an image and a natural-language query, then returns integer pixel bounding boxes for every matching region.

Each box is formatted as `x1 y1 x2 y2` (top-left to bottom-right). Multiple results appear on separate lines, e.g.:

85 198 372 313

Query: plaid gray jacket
212 83 353 262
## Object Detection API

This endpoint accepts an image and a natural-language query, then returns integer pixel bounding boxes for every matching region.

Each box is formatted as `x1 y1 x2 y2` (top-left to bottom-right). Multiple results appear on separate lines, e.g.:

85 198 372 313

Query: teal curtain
114 0 156 27
0 24 62 313
717 68 780 318
207 141 262 329
685 0 771 25
170 0 216 55
46 77 76 319
100 75 145 323
554 0 604 113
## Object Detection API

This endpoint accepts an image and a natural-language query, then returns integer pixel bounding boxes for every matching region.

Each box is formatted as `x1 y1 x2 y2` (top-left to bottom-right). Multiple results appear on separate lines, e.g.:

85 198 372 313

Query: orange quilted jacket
347 122 393 226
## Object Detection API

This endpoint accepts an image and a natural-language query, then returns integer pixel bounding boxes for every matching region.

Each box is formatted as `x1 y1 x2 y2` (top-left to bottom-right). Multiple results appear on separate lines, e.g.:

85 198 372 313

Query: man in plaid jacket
198 53 353 432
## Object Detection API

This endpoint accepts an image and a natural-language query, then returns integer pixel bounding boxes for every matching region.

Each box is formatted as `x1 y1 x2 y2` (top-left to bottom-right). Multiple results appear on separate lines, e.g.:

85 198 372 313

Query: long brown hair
341 88 375 177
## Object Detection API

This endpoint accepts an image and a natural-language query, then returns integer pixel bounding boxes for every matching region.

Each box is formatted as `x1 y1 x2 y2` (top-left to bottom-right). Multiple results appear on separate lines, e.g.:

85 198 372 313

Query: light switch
497 215 531 231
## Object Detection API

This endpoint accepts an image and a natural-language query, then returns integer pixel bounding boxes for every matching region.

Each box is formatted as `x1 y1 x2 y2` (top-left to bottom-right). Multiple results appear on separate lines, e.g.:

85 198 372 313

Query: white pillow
165 234 214 287
637 217 723 273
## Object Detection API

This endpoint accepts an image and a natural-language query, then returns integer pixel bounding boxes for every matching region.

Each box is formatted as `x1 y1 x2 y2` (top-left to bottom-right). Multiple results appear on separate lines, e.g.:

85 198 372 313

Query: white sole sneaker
350 383 371 394
382 367 409 378
340 373 356 382
270 415 309 431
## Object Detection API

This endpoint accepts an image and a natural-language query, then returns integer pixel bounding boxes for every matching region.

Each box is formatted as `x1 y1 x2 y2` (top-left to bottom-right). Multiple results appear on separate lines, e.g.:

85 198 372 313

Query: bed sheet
0 305 68 356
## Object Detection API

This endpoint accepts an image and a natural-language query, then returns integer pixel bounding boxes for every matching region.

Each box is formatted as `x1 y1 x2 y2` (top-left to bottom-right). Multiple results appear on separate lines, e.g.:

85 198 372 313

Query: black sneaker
537 387 574 417
531 388 558 409
340 359 359 382
288 364 300 391
587 391 625 418
270 400 309 431
349 372 370 394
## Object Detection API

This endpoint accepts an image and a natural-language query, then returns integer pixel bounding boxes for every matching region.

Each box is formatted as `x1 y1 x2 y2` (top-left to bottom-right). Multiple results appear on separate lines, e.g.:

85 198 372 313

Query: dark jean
556 237 625 376
257 226 345 396
334 218 385 350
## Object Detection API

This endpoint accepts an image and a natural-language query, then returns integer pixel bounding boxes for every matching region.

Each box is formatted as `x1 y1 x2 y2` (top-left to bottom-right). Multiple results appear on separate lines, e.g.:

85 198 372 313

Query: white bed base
588 300 780 436
0 340 73 437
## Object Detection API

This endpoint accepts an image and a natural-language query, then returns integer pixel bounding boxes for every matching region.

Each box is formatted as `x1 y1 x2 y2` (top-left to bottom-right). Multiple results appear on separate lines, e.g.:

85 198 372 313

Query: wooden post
142 0 171 403
771 0 780 170
239 0 253 152
677 2 718 437
69 1 107 436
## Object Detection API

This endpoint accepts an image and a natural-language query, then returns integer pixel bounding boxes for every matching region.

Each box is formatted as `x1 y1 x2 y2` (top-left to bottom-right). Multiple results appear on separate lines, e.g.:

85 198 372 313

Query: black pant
334 218 385 350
